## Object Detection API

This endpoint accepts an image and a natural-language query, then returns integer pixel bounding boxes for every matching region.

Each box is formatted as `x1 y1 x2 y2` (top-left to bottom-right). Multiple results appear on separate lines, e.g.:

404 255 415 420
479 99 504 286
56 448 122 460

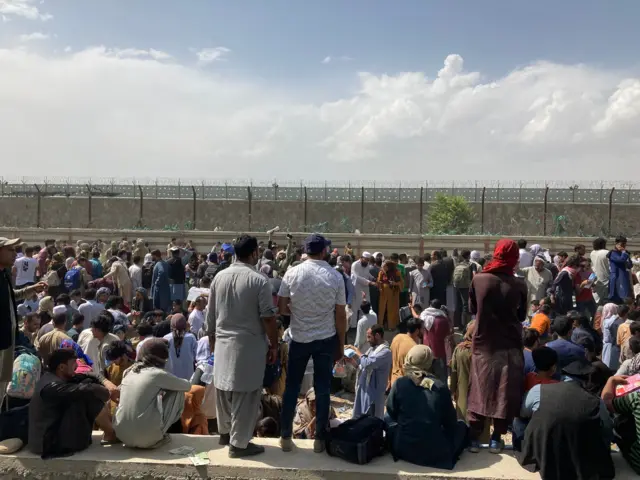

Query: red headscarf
482 239 519 275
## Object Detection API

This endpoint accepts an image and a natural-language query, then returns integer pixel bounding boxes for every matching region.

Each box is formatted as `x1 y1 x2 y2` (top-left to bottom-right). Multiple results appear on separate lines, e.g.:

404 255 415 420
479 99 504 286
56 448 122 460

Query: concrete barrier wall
1 227 637 256
2 196 639 237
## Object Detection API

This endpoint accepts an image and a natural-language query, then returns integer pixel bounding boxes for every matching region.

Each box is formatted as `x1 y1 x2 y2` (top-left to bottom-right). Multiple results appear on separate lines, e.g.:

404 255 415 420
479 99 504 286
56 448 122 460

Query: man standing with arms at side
206 235 278 458
278 233 347 453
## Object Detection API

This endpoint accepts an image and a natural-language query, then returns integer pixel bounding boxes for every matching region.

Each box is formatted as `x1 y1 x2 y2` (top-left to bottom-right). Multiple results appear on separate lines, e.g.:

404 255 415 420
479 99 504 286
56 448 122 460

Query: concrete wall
1 196 639 237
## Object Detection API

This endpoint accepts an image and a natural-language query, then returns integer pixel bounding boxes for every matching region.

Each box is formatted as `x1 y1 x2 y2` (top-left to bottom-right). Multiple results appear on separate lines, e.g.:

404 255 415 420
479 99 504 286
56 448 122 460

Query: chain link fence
1 178 639 204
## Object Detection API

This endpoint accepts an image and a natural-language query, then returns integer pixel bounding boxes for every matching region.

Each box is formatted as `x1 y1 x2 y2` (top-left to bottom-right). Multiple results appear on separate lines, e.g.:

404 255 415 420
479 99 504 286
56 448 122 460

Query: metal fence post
191 186 197 230
303 187 308 230
34 184 41 228
360 186 365 233
609 187 616 236
138 185 144 227
248 186 253 231
481 187 486 234
543 186 549 236
86 184 92 227
419 186 424 234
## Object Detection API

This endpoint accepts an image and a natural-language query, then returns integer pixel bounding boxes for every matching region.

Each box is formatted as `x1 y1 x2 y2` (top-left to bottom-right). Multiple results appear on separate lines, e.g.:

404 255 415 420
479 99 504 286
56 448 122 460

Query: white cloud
63 45 72 53
81 47 173 61
194 47 230 66
19 31 49 41
0 0 52 21
0 49 639 181
322 55 353 64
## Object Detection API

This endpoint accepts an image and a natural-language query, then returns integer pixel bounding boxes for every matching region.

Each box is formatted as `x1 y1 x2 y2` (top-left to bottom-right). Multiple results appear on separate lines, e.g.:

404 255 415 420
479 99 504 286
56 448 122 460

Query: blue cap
304 233 330 255
221 243 234 254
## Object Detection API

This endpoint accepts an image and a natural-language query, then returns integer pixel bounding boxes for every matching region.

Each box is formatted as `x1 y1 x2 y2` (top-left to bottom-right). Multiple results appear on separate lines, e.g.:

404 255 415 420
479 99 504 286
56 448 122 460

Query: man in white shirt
129 255 143 293
78 288 106 330
590 237 610 305
354 301 378 351
13 246 37 287
188 296 206 335
350 252 375 329
518 239 534 269
278 233 346 454
77 311 119 375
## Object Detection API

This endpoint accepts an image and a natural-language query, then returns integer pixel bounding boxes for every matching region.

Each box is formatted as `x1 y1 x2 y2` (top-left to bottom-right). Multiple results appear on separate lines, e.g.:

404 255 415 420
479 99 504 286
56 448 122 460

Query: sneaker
228 442 265 458
218 433 230 446
313 438 325 453
279 437 293 452
468 440 481 453
489 439 505 454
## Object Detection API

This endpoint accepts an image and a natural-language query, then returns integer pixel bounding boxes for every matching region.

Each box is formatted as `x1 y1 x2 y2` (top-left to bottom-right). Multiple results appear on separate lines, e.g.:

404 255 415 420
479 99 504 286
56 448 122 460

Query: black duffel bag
325 413 386 465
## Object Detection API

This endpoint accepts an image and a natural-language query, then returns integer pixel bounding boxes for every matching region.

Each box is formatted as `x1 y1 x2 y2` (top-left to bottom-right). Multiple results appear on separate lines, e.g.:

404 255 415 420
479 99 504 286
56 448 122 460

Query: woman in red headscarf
466 239 528 454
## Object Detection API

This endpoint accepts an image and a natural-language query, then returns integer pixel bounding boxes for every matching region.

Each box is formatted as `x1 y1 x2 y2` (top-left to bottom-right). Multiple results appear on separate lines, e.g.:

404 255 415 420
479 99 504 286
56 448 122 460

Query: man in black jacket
0 237 47 405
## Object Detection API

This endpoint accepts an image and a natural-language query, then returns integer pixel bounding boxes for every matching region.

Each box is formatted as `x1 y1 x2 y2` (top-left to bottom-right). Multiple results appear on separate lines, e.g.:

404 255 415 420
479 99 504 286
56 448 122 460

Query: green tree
427 194 475 234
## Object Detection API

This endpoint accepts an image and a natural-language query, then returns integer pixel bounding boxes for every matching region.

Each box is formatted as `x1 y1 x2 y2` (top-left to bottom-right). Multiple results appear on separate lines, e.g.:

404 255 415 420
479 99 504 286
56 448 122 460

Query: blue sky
7 0 640 87
1 0 639 181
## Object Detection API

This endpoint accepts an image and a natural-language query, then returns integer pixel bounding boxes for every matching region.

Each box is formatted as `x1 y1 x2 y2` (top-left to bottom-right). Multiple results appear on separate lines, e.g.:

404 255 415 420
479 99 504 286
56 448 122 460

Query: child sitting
525 346 560 392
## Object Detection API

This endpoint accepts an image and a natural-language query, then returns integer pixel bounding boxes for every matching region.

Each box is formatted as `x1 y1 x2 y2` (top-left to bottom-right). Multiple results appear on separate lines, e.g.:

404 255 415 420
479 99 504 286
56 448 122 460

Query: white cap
362 251 372 259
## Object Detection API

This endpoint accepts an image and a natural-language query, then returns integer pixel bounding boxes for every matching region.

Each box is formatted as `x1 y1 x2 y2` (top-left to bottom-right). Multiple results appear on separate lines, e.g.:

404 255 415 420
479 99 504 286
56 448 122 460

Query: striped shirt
613 392 640 474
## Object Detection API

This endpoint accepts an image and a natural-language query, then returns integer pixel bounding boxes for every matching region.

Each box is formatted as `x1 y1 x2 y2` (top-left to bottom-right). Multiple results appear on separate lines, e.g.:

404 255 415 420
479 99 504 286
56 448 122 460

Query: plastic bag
333 359 347 379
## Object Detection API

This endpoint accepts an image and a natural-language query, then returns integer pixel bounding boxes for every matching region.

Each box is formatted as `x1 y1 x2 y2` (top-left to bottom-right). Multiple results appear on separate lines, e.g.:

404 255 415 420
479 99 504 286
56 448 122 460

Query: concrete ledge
0 433 636 480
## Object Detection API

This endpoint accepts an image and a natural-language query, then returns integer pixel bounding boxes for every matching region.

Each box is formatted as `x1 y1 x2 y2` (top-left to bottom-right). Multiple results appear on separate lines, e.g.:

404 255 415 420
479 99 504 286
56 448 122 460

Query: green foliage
427 194 475 235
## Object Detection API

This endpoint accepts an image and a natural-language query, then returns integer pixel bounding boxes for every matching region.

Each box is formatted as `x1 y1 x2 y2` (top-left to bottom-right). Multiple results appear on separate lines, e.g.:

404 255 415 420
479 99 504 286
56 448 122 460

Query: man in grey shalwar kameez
351 324 392 419
114 338 191 449
206 235 278 458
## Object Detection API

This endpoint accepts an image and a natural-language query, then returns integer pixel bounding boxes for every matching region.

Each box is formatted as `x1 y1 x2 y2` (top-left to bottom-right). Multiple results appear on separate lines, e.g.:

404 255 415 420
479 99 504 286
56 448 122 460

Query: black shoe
219 433 230 446
228 442 265 458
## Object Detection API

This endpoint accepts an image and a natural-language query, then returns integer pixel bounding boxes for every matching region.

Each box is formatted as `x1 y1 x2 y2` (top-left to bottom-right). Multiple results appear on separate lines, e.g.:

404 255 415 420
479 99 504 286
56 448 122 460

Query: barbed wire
1 177 639 203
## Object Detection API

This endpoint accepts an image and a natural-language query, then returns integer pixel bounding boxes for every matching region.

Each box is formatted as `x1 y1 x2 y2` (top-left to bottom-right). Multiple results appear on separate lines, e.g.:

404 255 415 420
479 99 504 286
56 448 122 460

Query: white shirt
77 329 119 375
354 312 378 351
188 309 205 336
14 256 37 286
135 336 152 360
78 300 106 330
278 259 346 343
518 249 534 269
591 249 610 287
129 264 143 292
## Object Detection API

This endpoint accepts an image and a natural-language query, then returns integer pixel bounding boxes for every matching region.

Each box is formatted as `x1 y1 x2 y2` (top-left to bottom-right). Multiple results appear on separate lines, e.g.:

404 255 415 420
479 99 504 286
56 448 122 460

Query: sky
1 0 640 184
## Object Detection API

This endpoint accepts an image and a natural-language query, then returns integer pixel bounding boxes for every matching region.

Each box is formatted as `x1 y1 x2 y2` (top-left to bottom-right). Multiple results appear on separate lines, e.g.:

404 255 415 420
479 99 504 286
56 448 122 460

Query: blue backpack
64 268 82 291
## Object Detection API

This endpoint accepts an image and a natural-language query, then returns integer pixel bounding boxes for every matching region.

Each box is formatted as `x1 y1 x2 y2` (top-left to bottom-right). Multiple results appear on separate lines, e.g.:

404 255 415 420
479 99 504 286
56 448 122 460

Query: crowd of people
1 232 640 478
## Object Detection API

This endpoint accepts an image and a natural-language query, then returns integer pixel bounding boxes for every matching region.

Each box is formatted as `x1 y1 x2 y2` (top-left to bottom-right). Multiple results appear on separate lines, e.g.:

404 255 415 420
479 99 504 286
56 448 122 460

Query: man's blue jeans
280 335 336 440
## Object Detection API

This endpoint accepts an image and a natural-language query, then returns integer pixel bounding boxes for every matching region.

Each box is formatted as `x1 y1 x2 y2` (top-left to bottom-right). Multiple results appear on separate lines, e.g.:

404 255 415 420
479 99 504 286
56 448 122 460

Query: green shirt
613 391 640 474
397 264 407 293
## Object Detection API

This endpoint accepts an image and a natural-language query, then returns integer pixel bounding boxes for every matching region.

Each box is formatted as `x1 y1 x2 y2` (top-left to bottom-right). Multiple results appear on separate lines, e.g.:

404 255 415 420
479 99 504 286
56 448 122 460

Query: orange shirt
530 313 551 337
525 372 559 392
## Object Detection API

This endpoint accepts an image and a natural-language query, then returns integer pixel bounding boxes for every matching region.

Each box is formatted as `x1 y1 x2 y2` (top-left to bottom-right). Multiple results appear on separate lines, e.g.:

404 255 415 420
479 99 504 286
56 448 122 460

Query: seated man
385 345 468 470
517 360 615 479
28 348 117 458
113 338 191 449
34 311 72 366
524 347 560 392
546 316 586 374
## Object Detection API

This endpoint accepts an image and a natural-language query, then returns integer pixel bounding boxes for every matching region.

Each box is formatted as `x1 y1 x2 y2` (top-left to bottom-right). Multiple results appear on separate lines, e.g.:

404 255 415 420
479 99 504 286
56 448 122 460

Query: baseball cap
304 233 330 255
221 243 235 254
0 237 21 248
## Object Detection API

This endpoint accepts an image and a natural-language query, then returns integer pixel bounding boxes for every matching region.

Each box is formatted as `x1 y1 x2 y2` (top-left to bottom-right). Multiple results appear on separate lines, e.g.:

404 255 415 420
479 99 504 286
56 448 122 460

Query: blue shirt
546 338 586 372
524 348 536 374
